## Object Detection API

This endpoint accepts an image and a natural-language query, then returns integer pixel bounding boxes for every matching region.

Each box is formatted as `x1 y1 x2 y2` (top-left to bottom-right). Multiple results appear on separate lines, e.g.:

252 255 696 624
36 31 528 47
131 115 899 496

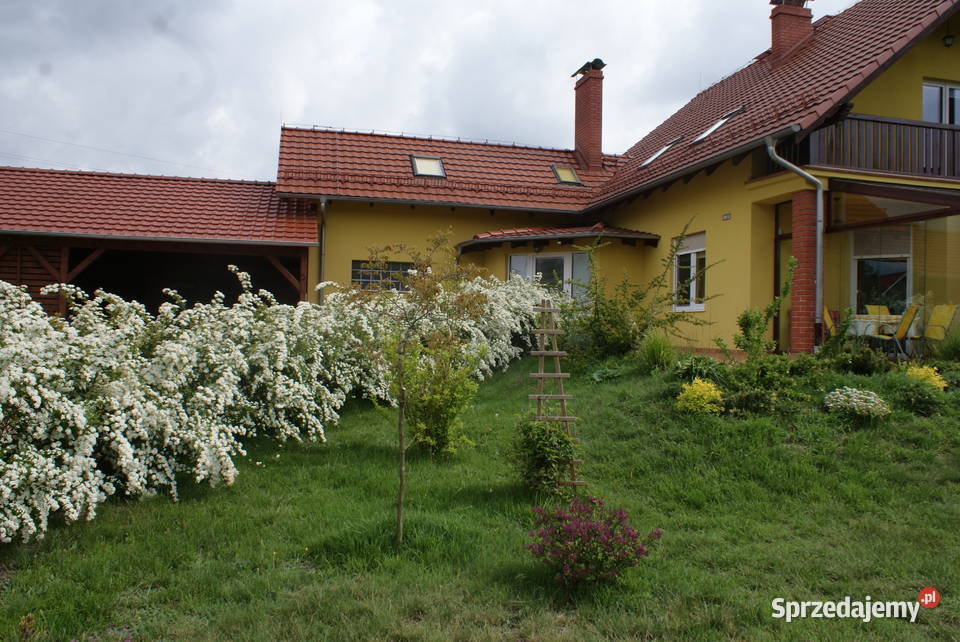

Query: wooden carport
0 166 317 313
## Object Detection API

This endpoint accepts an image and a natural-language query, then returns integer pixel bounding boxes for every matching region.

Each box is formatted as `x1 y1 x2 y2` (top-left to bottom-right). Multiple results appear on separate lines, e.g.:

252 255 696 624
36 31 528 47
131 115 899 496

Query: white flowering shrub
823 387 891 421
0 270 542 542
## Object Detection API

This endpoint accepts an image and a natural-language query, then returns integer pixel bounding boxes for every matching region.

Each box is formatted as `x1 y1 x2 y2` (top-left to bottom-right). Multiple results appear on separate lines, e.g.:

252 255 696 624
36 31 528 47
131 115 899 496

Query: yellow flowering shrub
676 377 724 415
905 365 947 391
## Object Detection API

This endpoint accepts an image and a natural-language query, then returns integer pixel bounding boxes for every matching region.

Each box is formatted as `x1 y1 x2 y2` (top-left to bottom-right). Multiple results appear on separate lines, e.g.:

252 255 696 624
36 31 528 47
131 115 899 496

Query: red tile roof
276 127 624 213
590 0 959 209
457 222 658 251
0 166 316 245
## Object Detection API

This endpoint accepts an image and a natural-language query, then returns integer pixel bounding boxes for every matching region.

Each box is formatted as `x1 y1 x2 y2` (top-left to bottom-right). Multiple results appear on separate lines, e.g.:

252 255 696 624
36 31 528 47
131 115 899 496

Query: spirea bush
823 387 891 421
675 378 724 415
527 496 662 586
0 271 543 542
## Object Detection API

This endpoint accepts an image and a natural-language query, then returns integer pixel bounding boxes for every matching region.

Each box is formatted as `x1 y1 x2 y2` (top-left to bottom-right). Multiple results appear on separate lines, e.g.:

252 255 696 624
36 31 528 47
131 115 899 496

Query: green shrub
925 360 960 388
406 337 480 455
823 345 892 376
934 329 960 362
671 354 727 384
514 417 579 494
636 331 676 372
558 225 714 361
722 354 807 415
893 378 946 416
676 378 724 415
788 353 821 377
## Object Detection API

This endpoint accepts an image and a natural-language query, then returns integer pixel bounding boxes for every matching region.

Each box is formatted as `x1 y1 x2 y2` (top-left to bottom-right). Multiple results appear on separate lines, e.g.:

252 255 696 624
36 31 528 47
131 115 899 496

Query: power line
0 150 92 171
0 128 221 173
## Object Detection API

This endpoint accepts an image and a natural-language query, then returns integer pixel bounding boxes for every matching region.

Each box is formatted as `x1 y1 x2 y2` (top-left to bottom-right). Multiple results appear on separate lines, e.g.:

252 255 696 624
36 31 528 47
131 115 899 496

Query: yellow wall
319 200 579 288
850 24 960 120
605 160 786 349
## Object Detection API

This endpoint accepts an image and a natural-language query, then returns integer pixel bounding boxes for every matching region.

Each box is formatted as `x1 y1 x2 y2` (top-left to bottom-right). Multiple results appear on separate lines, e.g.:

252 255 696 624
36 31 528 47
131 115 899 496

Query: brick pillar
790 189 817 353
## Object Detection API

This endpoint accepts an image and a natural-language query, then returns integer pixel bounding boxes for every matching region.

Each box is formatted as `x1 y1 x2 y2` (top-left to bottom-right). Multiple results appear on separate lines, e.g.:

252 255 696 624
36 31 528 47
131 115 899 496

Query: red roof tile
276 127 624 212
591 0 959 208
457 222 658 250
0 166 316 245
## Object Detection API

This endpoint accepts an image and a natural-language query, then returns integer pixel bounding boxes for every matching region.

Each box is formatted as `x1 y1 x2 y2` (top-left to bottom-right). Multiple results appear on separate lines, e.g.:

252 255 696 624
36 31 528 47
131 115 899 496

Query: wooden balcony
756 115 960 181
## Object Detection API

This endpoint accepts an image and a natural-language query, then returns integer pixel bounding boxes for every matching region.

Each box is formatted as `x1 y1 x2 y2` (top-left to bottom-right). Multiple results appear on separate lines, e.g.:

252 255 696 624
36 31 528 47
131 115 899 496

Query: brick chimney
573 58 605 172
770 0 813 58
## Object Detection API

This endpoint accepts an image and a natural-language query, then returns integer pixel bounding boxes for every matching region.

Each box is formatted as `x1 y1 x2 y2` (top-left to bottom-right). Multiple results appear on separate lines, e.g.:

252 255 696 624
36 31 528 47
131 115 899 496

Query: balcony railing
756 115 960 180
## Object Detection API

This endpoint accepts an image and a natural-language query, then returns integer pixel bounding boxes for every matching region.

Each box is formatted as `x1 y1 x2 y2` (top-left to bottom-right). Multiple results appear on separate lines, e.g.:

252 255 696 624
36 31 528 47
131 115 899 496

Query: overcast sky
0 0 856 181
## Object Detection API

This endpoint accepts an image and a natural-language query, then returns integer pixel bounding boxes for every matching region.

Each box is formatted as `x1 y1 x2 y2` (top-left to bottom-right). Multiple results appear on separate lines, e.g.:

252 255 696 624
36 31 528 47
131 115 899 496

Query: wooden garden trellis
529 298 585 488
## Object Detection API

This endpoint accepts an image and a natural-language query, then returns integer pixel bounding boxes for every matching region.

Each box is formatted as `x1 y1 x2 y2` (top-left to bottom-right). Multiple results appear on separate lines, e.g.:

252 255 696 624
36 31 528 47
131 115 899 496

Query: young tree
348 233 488 547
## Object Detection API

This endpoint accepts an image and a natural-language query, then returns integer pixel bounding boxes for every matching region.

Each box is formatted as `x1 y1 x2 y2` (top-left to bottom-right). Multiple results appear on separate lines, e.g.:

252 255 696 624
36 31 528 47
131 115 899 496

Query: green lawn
1 357 958 640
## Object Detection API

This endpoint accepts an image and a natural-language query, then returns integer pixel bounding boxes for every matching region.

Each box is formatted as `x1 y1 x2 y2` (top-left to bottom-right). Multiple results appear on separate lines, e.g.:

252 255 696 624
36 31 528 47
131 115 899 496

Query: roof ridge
278 169 597 198
0 164 277 187
280 124 626 159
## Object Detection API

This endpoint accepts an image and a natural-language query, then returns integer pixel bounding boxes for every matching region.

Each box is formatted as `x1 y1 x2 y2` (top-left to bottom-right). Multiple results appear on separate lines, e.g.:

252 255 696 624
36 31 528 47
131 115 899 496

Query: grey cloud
0 0 857 180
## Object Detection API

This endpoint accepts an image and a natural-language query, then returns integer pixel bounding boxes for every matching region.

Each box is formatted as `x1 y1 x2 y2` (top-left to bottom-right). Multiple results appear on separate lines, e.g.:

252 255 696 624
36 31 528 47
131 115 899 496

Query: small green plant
905 365 948 391
671 354 727 384
514 417 579 494
934 329 960 361
559 222 716 361
823 345 892 375
818 308 855 358
894 378 946 416
636 331 677 372
824 387 891 422
526 496 662 586
722 354 807 415
715 258 795 361
405 333 481 454
590 365 625 383
676 378 724 415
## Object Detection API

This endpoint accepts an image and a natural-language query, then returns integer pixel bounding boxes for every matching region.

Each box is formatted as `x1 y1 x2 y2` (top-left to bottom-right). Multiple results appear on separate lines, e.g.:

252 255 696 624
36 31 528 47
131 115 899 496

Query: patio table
849 314 902 337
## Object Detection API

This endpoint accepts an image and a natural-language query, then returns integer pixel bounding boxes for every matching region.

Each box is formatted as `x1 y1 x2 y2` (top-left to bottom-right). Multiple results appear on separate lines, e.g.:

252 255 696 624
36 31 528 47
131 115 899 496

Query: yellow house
276 0 960 353
2 0 958 354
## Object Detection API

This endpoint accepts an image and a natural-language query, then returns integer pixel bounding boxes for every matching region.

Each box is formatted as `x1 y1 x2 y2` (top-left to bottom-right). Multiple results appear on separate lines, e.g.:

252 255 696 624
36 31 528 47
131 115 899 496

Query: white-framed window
674 232 706 311
509 251 590 297
922 82 960 125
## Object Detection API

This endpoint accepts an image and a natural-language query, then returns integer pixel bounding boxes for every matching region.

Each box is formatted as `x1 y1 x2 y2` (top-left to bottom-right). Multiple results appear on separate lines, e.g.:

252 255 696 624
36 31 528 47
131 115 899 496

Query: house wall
604 160 793 349
849 24 960 120
461 238 647 291
318 200 578 288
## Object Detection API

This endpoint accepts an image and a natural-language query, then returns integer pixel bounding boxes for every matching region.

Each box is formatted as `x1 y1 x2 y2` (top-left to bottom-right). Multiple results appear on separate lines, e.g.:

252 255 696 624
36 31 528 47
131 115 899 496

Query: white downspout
764 136 824 338
318 197 327 303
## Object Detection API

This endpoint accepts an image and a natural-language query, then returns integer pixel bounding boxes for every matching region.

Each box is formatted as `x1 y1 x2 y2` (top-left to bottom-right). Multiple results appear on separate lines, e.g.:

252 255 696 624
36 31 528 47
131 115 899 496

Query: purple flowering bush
527 496 662 585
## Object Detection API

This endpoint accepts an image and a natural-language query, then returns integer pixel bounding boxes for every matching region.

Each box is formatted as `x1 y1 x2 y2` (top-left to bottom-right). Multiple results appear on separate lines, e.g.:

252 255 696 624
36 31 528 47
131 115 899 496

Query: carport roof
0 166 317 246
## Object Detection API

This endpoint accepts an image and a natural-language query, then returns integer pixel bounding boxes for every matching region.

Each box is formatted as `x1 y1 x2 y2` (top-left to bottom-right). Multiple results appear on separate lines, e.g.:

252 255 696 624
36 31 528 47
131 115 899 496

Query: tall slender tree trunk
395 371 406 548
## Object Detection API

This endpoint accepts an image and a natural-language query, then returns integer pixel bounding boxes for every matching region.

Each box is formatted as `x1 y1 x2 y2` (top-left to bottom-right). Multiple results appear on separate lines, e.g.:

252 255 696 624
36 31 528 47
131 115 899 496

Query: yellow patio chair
918 304 958 355
865 304 890 316
822 307 837 338
870 303 918 361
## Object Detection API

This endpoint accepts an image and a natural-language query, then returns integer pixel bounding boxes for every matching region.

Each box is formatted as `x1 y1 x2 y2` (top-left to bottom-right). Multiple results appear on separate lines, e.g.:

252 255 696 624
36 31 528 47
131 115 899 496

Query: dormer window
693 107 743 143
552 166 581 184
640 136 683 168
410 155 446 177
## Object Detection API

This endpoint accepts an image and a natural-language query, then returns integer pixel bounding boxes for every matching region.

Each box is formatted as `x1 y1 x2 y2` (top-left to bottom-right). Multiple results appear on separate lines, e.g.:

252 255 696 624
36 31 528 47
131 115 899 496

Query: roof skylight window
552 166 581 184
640 136 683 168
410 155 446 178
693 107 743 143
